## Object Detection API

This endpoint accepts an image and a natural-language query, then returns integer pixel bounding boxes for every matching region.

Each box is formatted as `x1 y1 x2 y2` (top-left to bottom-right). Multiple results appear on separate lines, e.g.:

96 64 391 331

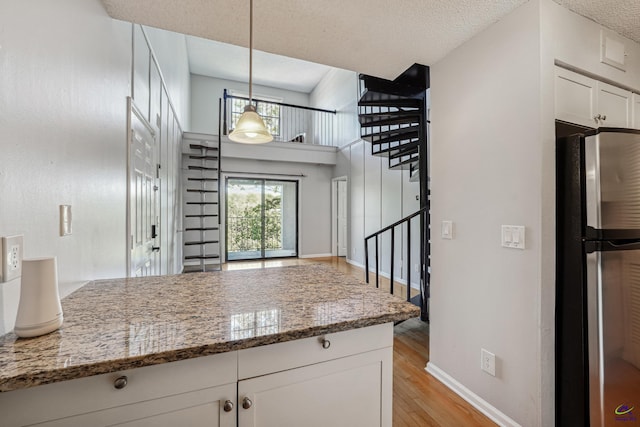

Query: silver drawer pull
223 400 234 412
321 338 331 349
242 396 253 409
113 376 128 390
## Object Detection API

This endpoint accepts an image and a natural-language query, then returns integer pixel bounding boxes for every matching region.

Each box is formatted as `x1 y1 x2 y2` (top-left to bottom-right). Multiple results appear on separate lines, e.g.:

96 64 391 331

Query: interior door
130 100 160 277
337 180 347 256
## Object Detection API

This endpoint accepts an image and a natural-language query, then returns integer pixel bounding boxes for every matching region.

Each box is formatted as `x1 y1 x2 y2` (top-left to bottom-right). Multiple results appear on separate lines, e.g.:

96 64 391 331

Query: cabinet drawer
0 351 237 427
238 322 393 379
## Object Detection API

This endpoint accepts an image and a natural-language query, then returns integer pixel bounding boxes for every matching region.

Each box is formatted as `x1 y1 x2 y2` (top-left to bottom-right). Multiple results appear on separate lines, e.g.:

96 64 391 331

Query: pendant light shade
229 0 273 144
229 105 273 144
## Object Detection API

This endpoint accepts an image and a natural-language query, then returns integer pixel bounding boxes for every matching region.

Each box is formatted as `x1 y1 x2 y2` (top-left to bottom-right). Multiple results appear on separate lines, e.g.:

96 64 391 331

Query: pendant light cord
249 0 253 103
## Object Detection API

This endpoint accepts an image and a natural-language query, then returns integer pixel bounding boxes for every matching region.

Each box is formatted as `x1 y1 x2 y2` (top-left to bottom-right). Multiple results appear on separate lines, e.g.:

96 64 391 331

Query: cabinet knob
320 338 331 349
113 375 128 390
594 114 607 121
242 396 253 409
223 400 234 412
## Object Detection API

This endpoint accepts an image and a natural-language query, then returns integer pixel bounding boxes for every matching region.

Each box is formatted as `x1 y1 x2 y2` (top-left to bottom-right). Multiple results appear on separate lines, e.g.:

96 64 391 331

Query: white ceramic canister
14 257 63 338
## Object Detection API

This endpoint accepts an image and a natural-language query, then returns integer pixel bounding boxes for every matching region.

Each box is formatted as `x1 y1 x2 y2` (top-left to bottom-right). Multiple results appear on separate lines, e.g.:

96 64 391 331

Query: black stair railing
365 206 428 304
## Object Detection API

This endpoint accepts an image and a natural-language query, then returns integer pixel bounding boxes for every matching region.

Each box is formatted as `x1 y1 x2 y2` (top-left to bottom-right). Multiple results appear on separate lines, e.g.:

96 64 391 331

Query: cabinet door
633 93 640 130
34 383 237 427
596 81 632 128
238 348 392 427
555 67 597 128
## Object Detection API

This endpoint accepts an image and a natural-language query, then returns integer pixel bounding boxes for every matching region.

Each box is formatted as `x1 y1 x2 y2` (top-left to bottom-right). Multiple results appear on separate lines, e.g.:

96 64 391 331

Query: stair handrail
364 205 428 303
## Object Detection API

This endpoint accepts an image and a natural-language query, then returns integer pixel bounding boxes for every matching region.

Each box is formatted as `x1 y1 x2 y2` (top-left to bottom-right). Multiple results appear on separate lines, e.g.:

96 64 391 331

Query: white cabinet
1 351 238 427
37 383 236 427
237 323 393 427
555 66 634 129
0 324 394 427
596 81 632 128
238 349 391 427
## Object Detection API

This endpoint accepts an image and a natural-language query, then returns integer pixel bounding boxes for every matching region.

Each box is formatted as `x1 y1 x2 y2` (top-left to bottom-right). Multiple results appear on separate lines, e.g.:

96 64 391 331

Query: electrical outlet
481 348 496 377
1 235 23 283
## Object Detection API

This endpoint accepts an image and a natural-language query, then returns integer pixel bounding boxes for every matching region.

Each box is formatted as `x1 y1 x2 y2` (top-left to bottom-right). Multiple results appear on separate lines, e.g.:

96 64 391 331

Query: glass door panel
264 180 297 258
226 178 298 261
226 179 263 261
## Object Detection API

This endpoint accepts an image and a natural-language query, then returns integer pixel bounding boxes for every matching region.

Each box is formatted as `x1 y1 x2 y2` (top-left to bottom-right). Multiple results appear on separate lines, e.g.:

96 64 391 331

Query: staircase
358 63 430 321
181 132 222 272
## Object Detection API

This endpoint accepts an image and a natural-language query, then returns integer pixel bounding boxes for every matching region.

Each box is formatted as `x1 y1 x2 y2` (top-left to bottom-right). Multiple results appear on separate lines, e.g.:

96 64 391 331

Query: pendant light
229 0 273 144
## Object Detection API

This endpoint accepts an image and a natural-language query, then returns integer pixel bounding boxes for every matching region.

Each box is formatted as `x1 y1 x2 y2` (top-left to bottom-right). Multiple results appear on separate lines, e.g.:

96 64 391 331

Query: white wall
0 1 193 335
220 158 334 257
190 75 310 135
309 68 360 147
143 26 191 129
428 1 545 425
0 0 132 334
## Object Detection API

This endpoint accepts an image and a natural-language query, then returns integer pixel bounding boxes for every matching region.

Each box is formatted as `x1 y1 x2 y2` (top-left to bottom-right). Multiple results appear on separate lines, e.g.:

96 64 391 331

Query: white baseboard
346 259 420 289
299 253 333 259
425 362 521 427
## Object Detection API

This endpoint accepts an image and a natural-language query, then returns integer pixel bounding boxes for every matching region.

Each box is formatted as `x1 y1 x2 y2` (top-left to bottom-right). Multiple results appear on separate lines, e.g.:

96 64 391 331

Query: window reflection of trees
231 309 281 340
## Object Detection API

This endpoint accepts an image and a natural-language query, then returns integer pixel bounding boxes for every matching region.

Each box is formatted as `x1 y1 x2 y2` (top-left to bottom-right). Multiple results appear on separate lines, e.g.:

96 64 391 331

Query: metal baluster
406 220 411 302
365 238 369 284
375 235 379 289
390 227 395 295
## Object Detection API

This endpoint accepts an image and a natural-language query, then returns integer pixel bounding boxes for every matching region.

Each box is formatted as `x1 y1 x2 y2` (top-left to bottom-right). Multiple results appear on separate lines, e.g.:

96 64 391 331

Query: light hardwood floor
224 256 496 427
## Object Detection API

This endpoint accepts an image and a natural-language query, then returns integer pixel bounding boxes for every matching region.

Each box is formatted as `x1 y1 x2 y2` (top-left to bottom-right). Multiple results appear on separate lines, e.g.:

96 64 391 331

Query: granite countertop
0 263 419 392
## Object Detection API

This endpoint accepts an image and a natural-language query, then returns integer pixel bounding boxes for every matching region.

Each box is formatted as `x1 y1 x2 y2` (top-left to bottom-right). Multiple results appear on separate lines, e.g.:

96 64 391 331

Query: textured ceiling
100 0 640 81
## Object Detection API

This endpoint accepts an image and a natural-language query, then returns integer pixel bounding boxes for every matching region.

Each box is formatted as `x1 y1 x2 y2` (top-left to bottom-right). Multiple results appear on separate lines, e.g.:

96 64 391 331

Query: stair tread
185 214 219 217
189 155 218 160
188 178 218 181
184 255 221 260
185 227 219 231
188 166 218 170
362 125 420 139
186 202 218 205
189 144 219 151
358 96 422 108
186 189 218 193
184 240 219 245
372 139 420 156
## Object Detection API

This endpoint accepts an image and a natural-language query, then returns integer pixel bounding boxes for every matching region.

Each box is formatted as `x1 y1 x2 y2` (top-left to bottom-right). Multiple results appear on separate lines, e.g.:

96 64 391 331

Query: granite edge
0 308 420 393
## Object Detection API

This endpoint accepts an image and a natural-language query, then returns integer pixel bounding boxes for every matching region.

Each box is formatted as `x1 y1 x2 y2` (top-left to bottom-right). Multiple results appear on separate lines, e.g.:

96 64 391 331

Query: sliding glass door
226 178 298 261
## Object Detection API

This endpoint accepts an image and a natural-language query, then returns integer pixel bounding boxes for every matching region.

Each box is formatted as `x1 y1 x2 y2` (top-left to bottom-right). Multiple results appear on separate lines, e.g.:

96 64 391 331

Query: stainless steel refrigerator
557 128 640 426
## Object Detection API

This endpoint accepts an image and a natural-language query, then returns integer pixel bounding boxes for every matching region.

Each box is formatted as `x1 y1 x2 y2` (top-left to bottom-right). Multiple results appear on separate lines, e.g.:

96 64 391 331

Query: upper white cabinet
555 67 597 128
596 81 632 128
555 67 634 129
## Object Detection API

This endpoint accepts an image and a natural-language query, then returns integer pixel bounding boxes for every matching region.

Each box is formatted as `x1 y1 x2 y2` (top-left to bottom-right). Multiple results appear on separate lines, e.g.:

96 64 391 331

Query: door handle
152 246 160 252
151 225 157 238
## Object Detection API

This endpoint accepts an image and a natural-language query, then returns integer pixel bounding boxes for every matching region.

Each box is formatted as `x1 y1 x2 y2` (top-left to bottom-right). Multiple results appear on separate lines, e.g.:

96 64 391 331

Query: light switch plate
502 225 525 249
60 205 72 236
1 235 23 283
441 221 453 239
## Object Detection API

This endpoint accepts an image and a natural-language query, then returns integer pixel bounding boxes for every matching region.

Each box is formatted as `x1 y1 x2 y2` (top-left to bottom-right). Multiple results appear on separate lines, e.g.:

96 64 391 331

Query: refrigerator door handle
584 133 602 230
586 251 605 427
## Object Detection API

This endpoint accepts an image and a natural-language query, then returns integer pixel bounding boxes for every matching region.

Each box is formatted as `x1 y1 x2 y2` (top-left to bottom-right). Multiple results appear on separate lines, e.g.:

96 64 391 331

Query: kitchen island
0 263 419 426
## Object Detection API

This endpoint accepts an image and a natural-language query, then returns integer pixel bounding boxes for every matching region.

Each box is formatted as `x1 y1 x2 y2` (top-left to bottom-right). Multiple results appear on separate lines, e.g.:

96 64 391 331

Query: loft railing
365 206 428 305
223 89 337 146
